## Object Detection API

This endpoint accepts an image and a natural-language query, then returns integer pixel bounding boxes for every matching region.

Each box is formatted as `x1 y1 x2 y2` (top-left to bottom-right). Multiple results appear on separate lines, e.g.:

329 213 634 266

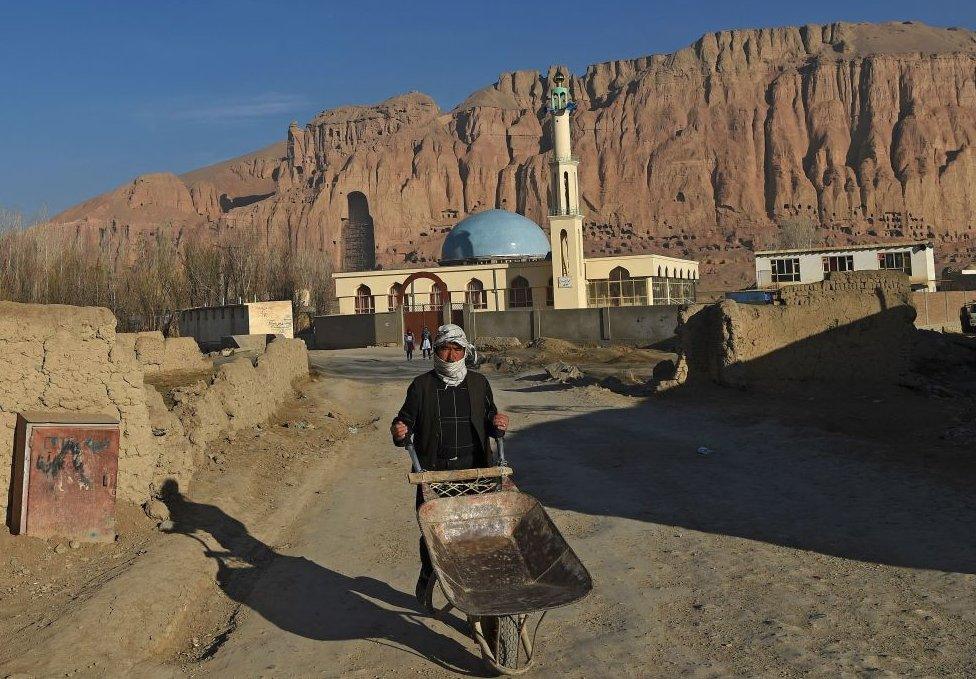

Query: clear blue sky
2 0 973 217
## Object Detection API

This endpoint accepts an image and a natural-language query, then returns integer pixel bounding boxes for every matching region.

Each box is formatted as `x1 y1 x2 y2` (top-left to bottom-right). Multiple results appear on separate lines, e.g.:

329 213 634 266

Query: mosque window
466 279 487 309
387 283 403 311
508 276 533 308
563 172 571 213
560 230 569 276
355 285 374 314
587 266 649 307
430 285 444 309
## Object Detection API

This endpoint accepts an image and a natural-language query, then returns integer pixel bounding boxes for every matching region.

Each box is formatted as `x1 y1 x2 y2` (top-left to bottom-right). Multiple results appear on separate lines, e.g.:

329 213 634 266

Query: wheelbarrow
405 436 592 675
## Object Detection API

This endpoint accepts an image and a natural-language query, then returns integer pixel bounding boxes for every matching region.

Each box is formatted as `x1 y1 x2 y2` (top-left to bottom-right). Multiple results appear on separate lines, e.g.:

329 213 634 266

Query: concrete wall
465 305 681 345
180 305 249 347
179 301 294 348
245 301 294 338
675 271 916 387
313 311 403 349
604 306 682 343
466 309 535 343
913 290 976 331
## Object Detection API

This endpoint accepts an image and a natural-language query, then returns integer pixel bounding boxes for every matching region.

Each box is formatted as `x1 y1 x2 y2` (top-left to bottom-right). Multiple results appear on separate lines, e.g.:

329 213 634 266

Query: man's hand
391 420 409 442
492 413 509 433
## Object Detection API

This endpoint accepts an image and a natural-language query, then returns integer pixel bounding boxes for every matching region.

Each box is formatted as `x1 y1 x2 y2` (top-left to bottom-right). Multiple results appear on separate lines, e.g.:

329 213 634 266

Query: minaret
548 71 587 309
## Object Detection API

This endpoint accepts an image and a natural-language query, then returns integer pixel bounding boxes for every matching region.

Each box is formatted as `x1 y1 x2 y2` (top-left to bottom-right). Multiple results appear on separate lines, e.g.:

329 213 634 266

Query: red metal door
403 307 442 337
25 424 119 541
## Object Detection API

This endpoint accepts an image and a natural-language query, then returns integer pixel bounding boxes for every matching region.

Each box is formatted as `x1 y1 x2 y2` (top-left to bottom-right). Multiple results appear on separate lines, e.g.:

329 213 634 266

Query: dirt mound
475 336 522 352
529 337 582 355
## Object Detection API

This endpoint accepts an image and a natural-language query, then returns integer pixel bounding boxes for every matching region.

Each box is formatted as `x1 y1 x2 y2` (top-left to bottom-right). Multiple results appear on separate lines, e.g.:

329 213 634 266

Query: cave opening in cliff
343 191 376 272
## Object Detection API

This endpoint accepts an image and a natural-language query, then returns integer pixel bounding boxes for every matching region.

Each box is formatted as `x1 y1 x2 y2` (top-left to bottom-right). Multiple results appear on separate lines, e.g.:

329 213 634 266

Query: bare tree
0 204 339 331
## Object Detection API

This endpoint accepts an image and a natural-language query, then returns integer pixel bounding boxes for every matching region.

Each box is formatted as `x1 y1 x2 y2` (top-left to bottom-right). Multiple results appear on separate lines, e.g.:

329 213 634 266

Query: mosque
332 72 699 317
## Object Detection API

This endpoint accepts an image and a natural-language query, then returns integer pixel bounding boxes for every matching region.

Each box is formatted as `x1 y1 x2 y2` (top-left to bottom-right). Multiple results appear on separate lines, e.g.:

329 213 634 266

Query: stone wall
0 303 157 518
117 331 210 375
673 271 916 387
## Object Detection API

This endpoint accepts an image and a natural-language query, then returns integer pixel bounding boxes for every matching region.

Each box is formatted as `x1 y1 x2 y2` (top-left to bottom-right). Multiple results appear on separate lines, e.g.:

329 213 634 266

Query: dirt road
172 348 975 677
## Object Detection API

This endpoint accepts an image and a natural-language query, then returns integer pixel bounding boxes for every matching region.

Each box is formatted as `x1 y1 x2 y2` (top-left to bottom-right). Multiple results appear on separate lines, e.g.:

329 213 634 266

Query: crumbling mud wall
1 303 309 522
0 303 158 518
151 338 309 491
116 331 210 375
673 271 916 387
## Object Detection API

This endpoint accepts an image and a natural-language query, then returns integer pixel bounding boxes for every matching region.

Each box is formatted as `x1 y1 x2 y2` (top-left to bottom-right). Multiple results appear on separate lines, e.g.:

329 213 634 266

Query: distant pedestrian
421 335 432 359
404 329 415 361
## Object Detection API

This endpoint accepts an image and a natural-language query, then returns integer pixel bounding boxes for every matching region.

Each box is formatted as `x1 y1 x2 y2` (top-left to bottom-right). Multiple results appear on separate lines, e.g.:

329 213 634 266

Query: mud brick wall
678 271 916 386
0 303 158 518
1 304 310 522
116 331 210 375
153 338 309 491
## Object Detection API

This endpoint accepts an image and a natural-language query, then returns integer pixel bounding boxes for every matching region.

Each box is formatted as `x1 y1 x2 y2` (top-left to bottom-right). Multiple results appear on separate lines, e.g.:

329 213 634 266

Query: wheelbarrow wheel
495 615 521 670
472 615 532 675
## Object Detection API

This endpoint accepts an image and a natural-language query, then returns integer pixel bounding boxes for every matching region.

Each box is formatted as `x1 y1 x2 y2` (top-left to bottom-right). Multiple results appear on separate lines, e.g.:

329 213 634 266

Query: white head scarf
432 323 469 387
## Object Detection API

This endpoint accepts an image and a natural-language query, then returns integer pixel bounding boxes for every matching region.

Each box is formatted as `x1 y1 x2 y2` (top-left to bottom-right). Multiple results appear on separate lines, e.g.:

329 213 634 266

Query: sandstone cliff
49 21 976 287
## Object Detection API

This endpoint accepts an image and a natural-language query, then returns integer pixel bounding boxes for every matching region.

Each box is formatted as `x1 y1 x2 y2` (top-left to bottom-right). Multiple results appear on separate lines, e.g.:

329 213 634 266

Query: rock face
48 21 976 287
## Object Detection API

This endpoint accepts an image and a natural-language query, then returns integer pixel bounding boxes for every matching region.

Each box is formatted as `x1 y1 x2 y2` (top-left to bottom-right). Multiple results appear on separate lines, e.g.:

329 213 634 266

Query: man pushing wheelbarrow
391 324 591 674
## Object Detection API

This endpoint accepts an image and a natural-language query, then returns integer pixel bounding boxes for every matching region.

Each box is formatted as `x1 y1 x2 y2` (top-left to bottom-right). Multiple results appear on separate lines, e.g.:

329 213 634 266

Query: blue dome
440 209 551 264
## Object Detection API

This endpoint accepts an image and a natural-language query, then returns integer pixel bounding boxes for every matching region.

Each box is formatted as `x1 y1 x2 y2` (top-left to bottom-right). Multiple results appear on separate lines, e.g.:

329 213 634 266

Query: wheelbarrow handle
404 434 424 473
494 435 507 468
405 433 507 472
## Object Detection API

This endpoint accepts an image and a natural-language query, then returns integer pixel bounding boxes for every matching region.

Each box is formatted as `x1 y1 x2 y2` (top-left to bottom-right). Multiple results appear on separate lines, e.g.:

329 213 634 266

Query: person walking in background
420 326 432 359
404 329 415 361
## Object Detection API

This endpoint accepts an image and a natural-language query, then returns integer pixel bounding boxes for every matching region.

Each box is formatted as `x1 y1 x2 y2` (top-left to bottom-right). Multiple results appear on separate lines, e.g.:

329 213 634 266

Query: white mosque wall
334 261 553 314
584 254 700 281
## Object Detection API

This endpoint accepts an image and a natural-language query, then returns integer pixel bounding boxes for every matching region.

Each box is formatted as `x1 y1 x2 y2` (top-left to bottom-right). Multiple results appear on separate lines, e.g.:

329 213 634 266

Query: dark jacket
393 370 499 470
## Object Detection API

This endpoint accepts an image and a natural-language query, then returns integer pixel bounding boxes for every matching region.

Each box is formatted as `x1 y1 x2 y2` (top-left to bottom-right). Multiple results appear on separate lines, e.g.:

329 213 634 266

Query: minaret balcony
549 207 583 217
550 154 579 164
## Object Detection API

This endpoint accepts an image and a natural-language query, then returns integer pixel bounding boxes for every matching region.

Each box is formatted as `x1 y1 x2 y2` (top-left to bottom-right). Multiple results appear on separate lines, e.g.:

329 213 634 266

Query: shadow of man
158 480 485 675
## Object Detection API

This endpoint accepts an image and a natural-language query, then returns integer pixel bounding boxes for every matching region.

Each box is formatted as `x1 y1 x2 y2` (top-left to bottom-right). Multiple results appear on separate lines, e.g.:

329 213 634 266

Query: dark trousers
405 345 414 360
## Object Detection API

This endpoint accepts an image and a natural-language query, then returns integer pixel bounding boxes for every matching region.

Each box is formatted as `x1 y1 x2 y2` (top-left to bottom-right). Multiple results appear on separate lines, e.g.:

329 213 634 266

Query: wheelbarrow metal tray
418 491 592 617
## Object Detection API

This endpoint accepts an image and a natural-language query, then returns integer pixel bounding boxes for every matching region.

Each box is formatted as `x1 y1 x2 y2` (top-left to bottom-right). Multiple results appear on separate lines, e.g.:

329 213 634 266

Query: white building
331 71 699 316
754 242 936 292
180 300 294 349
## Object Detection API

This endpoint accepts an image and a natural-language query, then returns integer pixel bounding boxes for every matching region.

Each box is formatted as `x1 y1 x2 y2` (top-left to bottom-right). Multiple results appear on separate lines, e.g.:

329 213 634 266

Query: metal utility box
9 412 120 542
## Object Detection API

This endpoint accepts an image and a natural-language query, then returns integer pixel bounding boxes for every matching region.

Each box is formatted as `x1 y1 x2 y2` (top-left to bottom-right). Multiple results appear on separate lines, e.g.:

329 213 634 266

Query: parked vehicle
961 302 976 334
